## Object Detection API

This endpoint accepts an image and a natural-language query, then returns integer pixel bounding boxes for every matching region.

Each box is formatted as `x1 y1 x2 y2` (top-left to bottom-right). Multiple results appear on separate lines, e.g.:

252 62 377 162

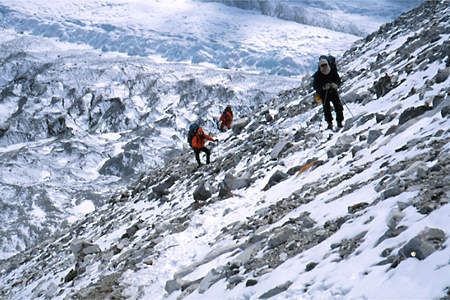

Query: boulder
232 118 250 134
264 170 289 190
433 68 449 83
398 105 431 125
399 227 446 260
70 239 101 260
193 182 211 201
153 175 179 196
223 172 252 191
270 140 291 160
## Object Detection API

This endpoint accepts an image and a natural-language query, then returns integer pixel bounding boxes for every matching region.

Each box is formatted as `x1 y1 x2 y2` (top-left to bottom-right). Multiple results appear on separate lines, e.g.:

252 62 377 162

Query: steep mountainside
0 0 449 299
0 33 300 259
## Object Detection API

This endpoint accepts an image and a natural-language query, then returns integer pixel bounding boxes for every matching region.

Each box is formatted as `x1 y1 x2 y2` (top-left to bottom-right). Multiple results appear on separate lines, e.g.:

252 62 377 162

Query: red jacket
192 127 215 149
219 110 233 129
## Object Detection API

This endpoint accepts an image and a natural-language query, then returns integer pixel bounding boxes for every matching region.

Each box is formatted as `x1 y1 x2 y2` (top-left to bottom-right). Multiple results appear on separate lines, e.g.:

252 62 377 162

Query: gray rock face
232 118 250 134
46 115 72 136
223 172 252 191
153 175 179 196
268 225 296 248
381 186 403 200
259 281 293 299
399 227 446 260
398 105 431 125
367 130 382 145
193 182 212 201
70 239 101 261
270 140 291 159
442 105 450 118
264 170 289 190
198 267 226 294
434 68 449 83
98 152 144 178
373 74 394 98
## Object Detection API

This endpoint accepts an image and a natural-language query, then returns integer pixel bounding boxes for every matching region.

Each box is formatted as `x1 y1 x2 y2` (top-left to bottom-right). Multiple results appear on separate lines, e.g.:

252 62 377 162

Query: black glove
215 139 219 144
323 83 331 90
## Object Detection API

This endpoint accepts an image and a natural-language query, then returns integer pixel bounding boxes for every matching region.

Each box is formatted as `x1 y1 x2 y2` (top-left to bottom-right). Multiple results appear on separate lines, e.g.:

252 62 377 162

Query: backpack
326 55 337 71
187 123 199 147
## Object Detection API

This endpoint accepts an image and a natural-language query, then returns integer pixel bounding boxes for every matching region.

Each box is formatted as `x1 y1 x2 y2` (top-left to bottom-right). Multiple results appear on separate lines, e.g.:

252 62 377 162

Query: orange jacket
192 127 215 149
219 110 233 129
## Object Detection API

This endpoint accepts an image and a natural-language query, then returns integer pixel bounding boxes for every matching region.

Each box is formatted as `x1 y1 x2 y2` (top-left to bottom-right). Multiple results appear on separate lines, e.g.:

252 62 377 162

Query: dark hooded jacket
313 63 341 100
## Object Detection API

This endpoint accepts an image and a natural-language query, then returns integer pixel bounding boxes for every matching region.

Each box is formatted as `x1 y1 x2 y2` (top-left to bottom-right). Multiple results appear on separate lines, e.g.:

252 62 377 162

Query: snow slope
0 0 448 299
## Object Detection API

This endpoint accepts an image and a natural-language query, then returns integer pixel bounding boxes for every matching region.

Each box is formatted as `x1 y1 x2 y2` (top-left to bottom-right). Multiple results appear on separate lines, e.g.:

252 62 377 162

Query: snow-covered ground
1 1 448 299
1 0 415 260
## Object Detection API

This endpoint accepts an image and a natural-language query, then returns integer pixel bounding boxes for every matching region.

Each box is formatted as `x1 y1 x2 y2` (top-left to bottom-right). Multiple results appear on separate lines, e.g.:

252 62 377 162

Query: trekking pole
340 97 354 118
320 88 329 129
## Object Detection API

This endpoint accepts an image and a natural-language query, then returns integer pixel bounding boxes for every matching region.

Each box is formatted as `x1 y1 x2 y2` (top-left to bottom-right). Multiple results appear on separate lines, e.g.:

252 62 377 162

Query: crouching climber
188 123 218 166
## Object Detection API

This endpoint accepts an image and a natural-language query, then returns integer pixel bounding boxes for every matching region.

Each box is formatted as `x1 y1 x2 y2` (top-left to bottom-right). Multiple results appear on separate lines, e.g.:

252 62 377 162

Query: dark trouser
323 91 344 124
194 147 210 166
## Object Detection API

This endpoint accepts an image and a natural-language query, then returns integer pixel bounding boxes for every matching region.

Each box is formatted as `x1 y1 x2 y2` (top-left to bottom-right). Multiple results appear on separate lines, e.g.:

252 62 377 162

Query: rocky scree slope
0 0 449 299
0 35 298 259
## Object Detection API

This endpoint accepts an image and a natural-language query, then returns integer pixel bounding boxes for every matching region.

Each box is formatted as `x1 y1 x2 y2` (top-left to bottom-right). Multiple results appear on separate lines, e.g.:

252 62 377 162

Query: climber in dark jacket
313 55 344 130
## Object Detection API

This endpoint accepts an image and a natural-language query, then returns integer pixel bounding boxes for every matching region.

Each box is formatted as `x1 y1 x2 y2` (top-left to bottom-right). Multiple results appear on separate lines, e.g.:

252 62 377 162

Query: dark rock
293 128 307 143
98 152 144 178
64 268 78 282
305 262 318 272
442 105 450 118
351 145 364 157
398 105 431 125
264 170 289 190
382 186 403 200
268 225 296 248
270 140 291 159
193 182 211 201
153 175 179 196
432 94 445 108
327 143 352 158
264 112 273 123
70 239 101 260
373 74 394 98
381 248 394 257
357 113 375 126
375 113 386 123
338 231 367 259
121 224 139 239
165 278 183 294
367 130 383 145
218 182 233 198
232 118 250 134
385 125 398 136
287 165 303 175
348 202 369 214
375 226 408 247
399 227 446 260
246 279 258 287
223 173 252 191
46 115 71 136
259 281 293 299
434 68 449 83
